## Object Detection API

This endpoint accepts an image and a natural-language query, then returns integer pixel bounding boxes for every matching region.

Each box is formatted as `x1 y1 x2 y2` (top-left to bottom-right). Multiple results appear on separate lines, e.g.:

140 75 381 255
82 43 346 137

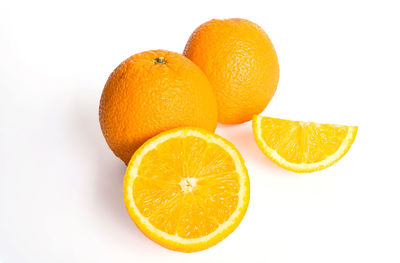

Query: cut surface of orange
123 127 250 252
253 115 358 173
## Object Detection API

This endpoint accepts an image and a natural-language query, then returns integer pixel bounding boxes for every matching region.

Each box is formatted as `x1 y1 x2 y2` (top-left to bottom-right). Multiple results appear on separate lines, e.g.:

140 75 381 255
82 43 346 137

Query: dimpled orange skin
184 18 279 124
99 50 218 165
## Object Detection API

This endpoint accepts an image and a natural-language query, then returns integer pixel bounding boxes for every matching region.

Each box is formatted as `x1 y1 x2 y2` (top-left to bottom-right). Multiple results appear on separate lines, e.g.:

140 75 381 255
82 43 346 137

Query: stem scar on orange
99 50 218 164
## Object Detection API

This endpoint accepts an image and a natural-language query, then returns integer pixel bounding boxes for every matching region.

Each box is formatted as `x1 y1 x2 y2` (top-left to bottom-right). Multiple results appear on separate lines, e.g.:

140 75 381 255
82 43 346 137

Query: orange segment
123 127 250 252
253 115 358 172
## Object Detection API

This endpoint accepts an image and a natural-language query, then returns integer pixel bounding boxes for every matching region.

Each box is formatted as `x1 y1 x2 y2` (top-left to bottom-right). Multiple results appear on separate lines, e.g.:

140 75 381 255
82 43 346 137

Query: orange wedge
123 127 250 252
253 115 358 173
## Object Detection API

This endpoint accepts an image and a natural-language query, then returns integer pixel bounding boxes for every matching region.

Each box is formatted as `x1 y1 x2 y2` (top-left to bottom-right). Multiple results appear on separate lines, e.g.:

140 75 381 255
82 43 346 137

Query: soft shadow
216 123 284 173
72 96 161 250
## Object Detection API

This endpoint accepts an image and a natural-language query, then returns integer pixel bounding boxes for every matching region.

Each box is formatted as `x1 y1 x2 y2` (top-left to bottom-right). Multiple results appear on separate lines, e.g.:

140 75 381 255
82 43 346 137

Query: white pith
124 128 249 245
179 177 198 193
254 116 357 172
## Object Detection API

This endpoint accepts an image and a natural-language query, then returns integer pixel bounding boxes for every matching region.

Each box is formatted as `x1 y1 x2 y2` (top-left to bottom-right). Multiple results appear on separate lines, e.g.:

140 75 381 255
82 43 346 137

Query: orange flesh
132 136 239 239
259 117 349 164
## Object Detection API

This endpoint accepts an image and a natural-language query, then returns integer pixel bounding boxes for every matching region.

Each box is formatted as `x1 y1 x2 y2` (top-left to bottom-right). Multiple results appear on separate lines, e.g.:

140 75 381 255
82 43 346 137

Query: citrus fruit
253 115 358 173
99 50 218 165
184 18 279 124
123 127 250 252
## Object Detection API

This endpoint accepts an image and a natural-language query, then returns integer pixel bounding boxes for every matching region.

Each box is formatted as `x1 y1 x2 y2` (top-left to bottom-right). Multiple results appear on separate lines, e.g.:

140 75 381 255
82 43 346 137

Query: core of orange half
123 127 250 252
253 115 358 173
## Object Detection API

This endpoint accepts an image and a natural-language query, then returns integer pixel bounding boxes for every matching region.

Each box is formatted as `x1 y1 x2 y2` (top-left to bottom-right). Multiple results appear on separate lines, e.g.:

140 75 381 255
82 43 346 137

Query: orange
184 18 279 124
99 50 218 165
253 115 358 172
123 127 250 252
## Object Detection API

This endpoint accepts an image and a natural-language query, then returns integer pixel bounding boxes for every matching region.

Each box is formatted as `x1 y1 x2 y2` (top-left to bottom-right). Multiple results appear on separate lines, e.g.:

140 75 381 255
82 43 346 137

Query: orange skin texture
99 50 218 164
184 18 279 124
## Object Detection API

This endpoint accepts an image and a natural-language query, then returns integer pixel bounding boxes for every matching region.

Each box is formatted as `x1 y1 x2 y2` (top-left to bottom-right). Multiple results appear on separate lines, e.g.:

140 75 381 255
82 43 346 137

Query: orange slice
253 115 358 173
123 127 250 252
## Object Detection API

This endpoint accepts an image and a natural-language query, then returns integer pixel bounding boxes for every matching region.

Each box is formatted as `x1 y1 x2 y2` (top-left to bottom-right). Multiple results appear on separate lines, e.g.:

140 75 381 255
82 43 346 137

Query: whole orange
99 50 218 165
184 18 279 124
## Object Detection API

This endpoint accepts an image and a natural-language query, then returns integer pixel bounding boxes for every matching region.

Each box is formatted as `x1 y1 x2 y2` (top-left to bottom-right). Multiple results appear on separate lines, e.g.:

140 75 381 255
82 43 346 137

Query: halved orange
253 115 358 173
123 127 250 252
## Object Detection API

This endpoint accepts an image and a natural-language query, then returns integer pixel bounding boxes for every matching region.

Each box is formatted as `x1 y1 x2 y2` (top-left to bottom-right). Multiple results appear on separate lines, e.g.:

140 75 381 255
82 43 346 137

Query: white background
1 0 400 262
